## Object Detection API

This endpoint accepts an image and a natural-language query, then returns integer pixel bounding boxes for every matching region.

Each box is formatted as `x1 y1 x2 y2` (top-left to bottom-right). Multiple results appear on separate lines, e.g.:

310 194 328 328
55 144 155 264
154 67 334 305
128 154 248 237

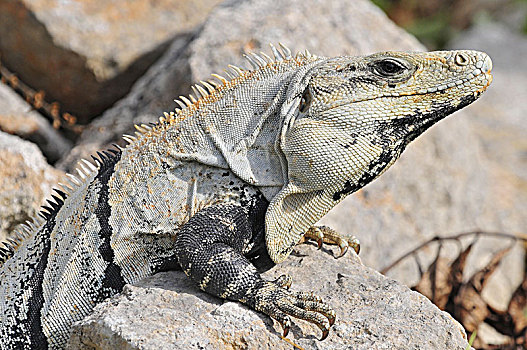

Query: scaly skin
0 46 492 349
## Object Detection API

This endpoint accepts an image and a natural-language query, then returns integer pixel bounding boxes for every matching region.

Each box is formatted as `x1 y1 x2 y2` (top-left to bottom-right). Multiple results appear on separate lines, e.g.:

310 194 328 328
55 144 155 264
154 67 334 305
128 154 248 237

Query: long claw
282 325 289 338
304 226 360 257
320 329 329 341
328 315 336 326
351 239 360 255
282 319 290 338
337 245 348 258
255 279 335 341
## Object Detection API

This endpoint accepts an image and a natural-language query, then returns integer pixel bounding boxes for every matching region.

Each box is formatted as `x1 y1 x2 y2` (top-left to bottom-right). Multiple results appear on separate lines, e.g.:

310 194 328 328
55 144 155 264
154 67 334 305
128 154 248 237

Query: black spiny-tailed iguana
0 44 492 349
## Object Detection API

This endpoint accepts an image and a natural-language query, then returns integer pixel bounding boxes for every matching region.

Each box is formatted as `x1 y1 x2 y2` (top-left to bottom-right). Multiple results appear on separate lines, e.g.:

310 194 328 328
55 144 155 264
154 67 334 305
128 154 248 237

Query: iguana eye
373 59 406 76
299 88 312 113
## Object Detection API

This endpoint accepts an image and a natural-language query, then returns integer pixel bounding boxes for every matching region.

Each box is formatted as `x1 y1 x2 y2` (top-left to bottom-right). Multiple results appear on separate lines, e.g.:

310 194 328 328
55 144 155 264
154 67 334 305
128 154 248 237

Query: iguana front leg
174 203 335 340
303 226 360 257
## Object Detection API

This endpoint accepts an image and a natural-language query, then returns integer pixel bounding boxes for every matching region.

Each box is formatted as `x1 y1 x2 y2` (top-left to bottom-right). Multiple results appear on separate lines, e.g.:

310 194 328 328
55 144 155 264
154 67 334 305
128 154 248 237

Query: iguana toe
252 279 335 340
304 226 360 258
274 274 293 289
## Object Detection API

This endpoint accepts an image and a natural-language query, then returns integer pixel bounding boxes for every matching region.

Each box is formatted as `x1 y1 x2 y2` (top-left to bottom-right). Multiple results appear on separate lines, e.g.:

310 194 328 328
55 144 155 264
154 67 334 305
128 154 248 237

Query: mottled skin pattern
0 45 492 349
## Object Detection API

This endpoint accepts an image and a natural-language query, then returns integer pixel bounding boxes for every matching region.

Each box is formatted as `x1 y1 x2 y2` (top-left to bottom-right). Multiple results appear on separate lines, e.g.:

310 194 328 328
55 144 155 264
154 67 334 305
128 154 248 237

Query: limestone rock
68 245 470 350
0 81 72 163
0 0 221 122
0 131 64 242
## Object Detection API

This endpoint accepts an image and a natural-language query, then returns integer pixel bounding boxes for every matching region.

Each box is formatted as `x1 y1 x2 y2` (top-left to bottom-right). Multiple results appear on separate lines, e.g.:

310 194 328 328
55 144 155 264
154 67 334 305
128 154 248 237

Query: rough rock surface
58 0 421 171
68 245 470 350
0 81 72 163
0 131 64 242
0 0 221 122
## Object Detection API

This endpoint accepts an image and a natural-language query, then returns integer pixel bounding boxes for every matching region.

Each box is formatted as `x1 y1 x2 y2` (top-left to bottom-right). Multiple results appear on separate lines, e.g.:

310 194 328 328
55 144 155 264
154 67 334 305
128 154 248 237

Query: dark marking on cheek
331 92 478 203
332 149 396 202
388 83 396 88
332 181 353 201
406 93 477 143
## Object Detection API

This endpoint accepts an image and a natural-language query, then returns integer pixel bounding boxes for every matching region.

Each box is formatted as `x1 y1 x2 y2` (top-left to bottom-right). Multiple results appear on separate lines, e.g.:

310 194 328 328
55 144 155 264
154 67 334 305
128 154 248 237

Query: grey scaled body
0 45 492 349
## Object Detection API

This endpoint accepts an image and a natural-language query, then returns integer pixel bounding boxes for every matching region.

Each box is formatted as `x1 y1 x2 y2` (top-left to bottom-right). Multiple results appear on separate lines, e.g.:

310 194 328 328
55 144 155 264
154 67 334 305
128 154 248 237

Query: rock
0 81 72 163
68 245 470 350
448 22 526 222
0 0 222 122
58 0 421 171
0 131 64 243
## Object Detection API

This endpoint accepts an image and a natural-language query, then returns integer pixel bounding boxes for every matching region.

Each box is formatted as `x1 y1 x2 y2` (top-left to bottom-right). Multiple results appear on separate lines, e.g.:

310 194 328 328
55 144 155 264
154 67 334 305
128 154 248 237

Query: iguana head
266 50 492 263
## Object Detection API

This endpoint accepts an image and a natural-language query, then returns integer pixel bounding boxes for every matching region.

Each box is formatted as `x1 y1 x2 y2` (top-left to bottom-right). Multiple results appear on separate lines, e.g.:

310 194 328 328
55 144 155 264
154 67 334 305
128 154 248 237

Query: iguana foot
252 274 335 340
304 226 360 257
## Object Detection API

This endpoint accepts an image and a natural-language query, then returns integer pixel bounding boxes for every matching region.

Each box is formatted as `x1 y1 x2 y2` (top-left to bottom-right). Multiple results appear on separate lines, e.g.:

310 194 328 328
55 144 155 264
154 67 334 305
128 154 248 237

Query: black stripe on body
22 202 64 349
92 150 127 302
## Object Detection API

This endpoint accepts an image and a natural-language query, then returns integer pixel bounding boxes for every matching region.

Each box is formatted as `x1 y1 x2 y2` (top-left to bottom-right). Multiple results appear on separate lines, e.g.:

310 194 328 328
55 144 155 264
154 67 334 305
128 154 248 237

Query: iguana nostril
454 52 469 66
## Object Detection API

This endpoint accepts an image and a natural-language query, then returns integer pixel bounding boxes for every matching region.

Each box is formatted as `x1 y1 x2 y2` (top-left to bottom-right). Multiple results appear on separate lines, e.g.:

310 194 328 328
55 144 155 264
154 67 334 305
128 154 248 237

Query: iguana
0 44 492 349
